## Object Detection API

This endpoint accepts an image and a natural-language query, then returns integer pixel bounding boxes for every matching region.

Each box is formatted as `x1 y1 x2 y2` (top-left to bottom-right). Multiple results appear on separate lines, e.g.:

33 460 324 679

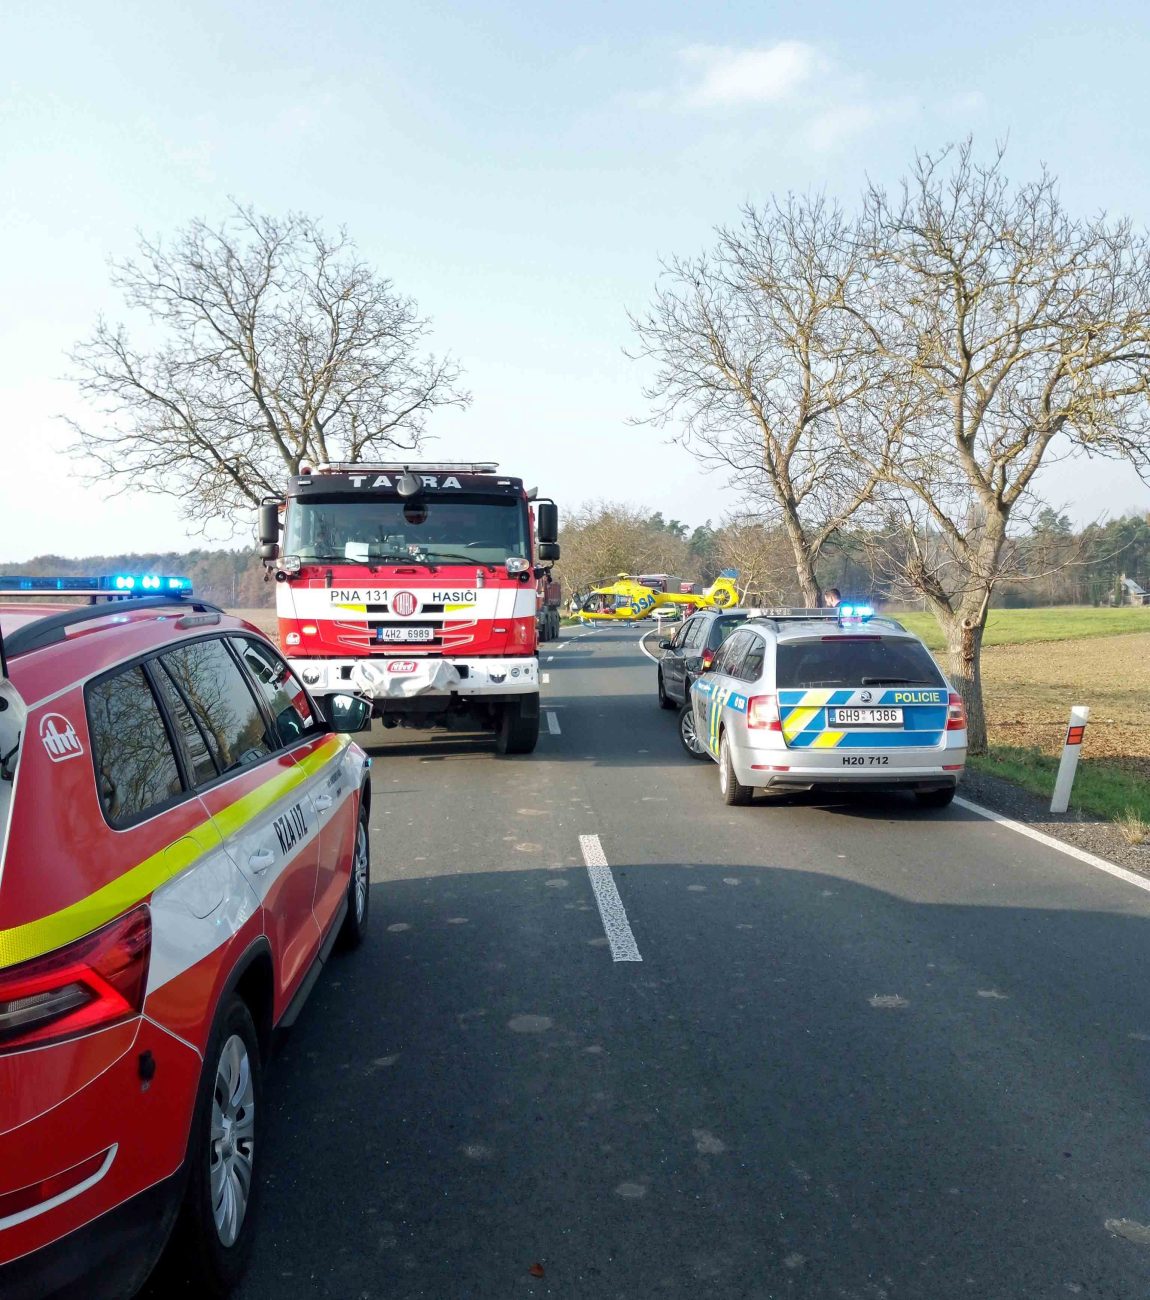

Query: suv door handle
314 794 334 812
249 849 275 873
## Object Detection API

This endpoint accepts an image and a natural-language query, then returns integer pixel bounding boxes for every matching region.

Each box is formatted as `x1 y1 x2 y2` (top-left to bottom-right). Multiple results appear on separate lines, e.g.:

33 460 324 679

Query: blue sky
3 0 1149 561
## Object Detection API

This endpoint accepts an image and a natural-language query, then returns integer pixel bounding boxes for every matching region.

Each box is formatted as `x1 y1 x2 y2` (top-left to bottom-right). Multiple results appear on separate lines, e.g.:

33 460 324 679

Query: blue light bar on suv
0 575 193 596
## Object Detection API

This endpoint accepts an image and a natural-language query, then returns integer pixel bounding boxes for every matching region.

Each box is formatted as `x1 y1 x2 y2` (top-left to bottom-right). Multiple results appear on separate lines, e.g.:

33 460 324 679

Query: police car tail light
747 694 782 731
946 692 967 731
0 906 151 1055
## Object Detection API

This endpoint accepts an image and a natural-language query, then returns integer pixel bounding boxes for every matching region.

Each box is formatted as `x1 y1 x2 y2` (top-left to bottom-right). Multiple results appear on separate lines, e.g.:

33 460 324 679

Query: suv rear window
775 636 944 689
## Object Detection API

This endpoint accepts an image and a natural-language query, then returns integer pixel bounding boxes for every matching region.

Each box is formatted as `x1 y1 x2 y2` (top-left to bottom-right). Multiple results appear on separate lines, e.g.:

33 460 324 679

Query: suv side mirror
258 502 282 547
327 694 371 733
536 502 558 544
658 639 673 650
537 541 560 563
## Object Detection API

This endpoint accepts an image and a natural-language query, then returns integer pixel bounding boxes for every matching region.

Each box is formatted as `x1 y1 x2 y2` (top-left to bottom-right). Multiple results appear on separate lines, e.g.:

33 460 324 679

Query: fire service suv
0 575 372 1298
258 462 561 755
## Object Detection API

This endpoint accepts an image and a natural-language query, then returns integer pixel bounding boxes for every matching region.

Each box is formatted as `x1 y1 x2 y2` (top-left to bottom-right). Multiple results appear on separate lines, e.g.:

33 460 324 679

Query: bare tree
712 515 796 604
630 195 884 605
556 502 693 597
860 142 1150 750
68 204 468 529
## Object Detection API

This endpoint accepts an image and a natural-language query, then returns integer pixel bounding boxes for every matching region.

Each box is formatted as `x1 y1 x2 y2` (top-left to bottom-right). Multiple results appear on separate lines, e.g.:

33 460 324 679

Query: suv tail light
700 648 715 670
747 694 782 731
946 692 967 731
0 907 151 1055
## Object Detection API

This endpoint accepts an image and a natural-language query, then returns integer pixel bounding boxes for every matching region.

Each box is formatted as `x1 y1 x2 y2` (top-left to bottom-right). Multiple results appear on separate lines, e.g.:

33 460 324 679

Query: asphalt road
203 624 1150 1296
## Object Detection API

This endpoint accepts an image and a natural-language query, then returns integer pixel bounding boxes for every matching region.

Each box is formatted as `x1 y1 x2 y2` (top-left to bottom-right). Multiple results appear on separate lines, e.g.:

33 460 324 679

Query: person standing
823 588 841 608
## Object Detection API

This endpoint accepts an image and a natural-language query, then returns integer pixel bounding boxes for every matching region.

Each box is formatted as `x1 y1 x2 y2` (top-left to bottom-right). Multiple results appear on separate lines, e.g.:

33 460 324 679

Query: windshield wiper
422 551 501 571
303 552 439 569
860 677 939 686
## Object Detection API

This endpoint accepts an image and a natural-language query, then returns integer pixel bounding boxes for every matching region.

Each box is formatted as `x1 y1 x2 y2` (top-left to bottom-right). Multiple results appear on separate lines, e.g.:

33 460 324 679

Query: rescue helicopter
574 573 739 622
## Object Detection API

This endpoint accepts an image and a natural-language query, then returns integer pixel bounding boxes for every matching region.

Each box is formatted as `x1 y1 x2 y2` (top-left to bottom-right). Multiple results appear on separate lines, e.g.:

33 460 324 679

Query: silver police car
688 606 967 807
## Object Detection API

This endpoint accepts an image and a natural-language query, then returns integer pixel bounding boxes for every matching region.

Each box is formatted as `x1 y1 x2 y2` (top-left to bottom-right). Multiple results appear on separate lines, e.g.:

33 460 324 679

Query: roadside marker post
1050 705 1090 814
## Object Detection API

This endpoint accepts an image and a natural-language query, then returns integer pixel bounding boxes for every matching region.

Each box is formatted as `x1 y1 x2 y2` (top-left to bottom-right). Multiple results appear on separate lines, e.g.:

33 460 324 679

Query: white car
688 607 967 807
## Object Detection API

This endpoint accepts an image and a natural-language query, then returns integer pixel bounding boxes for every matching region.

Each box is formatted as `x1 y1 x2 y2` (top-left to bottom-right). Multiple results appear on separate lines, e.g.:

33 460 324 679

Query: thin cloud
805 98 915 152
680 41 824 108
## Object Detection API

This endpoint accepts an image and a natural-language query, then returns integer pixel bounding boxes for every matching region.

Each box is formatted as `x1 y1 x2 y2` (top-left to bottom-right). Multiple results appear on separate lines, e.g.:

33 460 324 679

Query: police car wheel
338 798 371 950
658 670 675 710
718 732 753 806
169 996 263 1295
915 786 956 809
678 704 708 760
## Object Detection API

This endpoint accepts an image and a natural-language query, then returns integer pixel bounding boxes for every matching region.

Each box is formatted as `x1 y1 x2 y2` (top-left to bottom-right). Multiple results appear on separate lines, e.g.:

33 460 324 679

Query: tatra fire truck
258 463 560 754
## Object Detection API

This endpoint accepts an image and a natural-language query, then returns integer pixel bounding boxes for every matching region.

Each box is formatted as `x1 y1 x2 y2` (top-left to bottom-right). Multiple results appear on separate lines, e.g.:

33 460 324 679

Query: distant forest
0 550 272 607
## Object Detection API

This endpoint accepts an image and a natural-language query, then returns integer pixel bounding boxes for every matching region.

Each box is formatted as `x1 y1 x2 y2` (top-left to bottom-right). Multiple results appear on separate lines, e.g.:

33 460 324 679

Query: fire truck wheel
169 995 263 1296
337 797 372 950
496 699 540 755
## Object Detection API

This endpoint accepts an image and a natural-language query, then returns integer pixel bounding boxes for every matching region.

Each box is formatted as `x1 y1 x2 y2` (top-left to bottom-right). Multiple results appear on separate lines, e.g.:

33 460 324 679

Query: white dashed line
580 834 642 962
557 642 569 650
546 711 561 735
546 655 554 662
542 672 550 684
955 796 1150 896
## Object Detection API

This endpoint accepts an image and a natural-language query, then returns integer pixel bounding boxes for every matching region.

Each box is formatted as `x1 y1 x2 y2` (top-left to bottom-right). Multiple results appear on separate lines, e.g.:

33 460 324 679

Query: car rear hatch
775 634 949 752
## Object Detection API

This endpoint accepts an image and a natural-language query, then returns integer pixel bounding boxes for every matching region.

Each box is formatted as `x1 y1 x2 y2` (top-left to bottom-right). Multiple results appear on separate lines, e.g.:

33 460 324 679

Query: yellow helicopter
575 573 739 623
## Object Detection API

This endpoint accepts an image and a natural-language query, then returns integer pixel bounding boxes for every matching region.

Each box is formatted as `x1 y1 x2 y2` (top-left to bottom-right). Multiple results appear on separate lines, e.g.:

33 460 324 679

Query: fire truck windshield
284 493 529 566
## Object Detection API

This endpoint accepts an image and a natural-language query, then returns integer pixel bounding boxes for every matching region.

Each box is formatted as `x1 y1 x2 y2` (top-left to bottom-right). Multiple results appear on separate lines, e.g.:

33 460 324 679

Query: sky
3 0 1149 562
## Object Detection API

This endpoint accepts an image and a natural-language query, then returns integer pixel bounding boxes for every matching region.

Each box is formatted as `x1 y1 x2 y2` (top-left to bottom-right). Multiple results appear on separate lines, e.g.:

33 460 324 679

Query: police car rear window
775 637 944 689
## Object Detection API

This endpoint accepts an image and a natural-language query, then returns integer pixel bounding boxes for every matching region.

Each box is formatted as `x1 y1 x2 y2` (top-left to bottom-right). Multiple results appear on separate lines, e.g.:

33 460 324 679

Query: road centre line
546 711 561 735
954 796 1150 897
580 834 642 962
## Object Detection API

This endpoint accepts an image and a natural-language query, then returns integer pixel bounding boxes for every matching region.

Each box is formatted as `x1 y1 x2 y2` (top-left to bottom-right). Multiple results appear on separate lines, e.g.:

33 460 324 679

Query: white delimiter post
1050 705 1090 814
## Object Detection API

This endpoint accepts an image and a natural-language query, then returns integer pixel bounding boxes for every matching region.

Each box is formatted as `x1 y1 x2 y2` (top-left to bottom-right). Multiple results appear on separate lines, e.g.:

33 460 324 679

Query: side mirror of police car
327 694 371 733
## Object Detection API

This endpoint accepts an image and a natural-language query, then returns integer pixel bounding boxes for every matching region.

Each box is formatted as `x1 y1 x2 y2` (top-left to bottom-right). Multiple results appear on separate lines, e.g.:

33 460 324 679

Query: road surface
181 624 1150 1297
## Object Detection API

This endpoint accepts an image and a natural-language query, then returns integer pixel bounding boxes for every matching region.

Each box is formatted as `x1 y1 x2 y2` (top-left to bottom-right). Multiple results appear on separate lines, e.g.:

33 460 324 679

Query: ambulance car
689 606 967 806
0 577 372 1298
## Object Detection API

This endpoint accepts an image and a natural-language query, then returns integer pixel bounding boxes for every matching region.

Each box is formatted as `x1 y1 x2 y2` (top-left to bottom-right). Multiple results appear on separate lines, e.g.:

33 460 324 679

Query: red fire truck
258 463 560 755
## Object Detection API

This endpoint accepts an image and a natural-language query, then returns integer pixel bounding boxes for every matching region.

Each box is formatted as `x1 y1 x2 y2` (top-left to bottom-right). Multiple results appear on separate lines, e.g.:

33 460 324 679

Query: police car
688 605 967 807
0 577 372 1298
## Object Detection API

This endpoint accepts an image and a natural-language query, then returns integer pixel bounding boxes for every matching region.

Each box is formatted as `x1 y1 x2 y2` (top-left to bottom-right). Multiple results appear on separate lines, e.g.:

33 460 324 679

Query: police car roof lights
837 603 875 624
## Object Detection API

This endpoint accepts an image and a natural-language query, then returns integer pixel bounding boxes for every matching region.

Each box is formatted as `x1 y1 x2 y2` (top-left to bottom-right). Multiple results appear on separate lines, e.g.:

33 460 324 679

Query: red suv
0 578 372 1297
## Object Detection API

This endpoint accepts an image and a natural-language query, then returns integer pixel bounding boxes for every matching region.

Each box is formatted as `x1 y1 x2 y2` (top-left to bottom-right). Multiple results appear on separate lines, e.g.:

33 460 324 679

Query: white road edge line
546 711 561 735
580 834 642 962
954 796 1150 896
637 629 661 663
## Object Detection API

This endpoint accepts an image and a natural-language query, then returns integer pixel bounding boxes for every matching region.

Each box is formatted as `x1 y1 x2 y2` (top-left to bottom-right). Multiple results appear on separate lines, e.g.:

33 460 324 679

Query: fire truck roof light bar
313 462 500 475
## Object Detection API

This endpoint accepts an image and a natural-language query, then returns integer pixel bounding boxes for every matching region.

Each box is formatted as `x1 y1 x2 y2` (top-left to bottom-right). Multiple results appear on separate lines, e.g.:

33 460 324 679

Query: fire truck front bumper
289 655 540 702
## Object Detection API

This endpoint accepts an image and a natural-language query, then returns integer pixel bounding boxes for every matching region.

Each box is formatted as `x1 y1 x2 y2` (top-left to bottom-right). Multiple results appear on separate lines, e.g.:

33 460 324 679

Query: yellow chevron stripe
799 688 835 707
782 706 820 741
810 730 846 748
0 735 348 971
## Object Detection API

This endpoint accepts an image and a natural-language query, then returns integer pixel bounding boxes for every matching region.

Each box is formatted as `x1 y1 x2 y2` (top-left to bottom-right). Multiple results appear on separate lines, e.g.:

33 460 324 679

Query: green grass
970 745 1150 823
891 605 1149 651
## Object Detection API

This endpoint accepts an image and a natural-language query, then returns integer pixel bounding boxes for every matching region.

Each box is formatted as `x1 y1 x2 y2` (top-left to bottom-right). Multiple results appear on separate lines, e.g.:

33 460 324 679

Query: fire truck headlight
280 556 301 575
505 556 530 574
286 632 301 646
301 666 322 685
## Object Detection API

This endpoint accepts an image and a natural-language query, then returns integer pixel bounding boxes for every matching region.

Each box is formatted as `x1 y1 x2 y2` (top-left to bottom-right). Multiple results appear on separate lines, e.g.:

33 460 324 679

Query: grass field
892 605 1149 649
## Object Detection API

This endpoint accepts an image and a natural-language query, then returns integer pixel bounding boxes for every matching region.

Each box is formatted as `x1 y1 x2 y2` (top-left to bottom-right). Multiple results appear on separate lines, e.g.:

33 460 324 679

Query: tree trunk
942 613 988 755
782 513 822 606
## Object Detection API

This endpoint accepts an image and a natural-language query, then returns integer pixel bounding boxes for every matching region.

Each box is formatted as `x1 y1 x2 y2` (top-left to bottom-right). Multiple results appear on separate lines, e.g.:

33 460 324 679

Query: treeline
0 550 272 607
557 506 1150 609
